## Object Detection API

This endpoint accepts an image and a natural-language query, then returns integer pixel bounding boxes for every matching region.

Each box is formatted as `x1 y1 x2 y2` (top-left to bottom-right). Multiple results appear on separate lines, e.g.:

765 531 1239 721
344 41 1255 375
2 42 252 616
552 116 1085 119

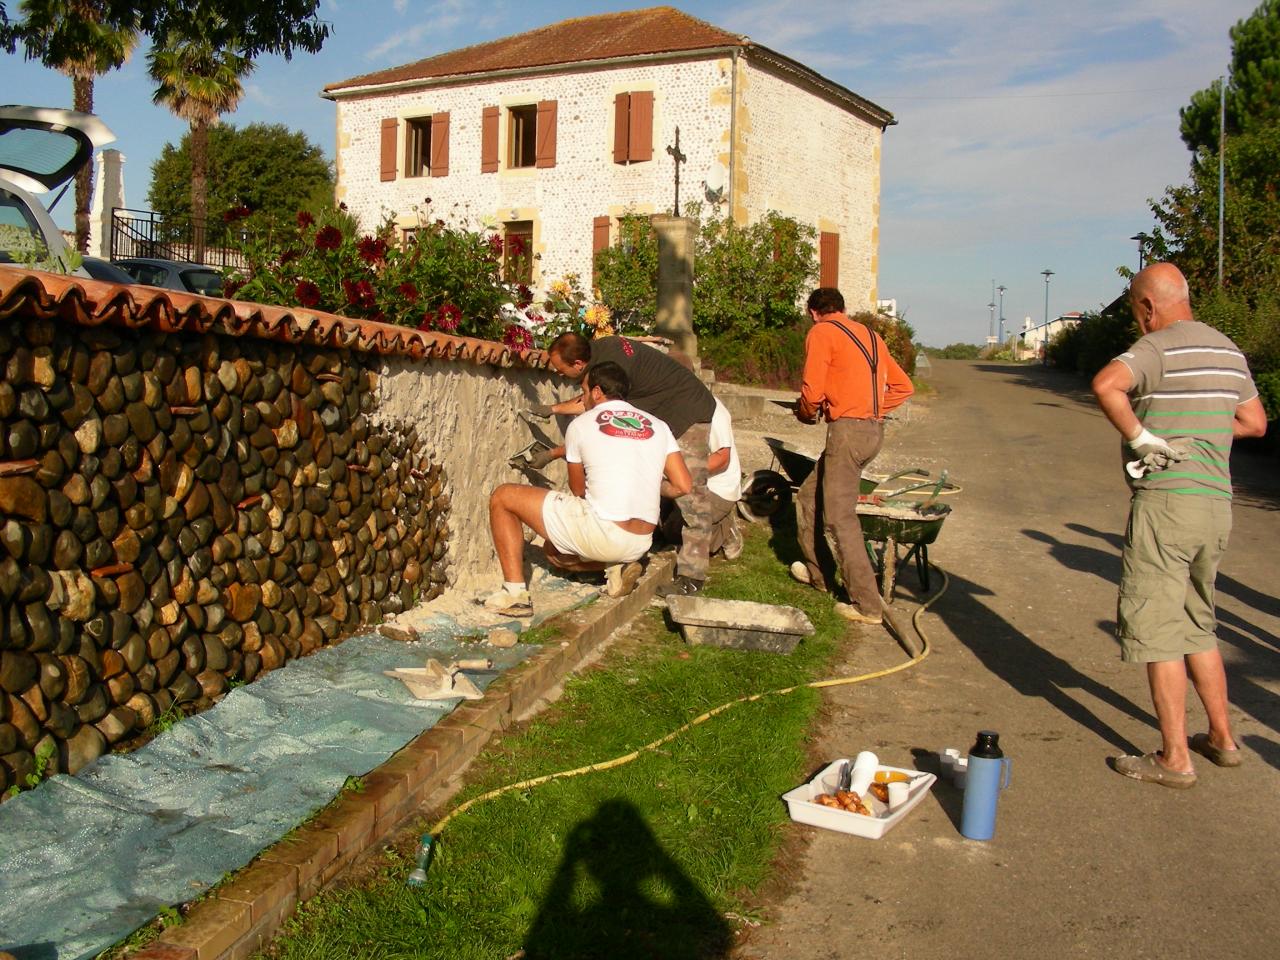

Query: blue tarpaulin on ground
0 627 535 960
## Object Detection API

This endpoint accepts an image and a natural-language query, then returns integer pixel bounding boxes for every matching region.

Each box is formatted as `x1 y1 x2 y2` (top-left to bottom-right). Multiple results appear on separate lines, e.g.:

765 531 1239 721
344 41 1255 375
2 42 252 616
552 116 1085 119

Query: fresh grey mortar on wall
369 355 571 590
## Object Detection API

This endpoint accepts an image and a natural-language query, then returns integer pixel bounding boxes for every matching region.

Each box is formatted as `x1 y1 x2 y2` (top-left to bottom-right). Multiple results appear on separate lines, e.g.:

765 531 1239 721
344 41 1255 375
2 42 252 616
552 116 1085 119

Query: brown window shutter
481 106 499 173
430 111 449 177
593 215 611 255
629 91 653 162
613 93 630 164
535 99 557 168
819 232 840 288
380 117 398 182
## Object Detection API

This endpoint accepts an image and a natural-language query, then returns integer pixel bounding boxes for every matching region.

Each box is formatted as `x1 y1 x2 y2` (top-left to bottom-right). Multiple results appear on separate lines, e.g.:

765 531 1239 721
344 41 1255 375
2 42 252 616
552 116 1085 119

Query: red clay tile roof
327 6 742 92
0 267 550 369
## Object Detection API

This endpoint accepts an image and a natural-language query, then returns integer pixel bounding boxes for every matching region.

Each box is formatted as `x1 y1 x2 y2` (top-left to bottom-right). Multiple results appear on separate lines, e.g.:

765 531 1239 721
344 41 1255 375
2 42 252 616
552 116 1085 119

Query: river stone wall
0 316 453 791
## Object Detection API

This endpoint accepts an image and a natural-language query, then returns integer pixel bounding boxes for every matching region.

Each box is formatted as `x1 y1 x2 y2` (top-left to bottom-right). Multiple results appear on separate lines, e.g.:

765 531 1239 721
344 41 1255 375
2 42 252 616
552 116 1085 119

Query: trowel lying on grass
385 658 491 700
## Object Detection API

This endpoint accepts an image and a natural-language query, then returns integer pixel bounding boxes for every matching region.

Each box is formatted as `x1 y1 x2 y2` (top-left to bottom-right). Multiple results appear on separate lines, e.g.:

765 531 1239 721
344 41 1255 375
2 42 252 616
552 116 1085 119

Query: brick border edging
130 554 675 960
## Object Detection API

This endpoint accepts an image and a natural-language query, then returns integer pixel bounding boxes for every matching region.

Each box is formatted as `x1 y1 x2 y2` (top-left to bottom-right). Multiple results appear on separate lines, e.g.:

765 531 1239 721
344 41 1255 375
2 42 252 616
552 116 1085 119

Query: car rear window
181 269 223 297
0 188 49 262
0 125 83 181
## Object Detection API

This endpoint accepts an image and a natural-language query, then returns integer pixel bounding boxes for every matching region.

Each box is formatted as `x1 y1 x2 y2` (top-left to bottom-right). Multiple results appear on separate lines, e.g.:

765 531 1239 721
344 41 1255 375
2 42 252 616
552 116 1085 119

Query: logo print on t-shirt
596 409 654 439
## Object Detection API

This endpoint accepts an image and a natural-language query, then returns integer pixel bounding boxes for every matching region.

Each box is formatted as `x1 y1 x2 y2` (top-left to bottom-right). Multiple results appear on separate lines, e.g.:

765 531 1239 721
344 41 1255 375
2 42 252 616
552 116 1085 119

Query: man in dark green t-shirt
536 333 716 595
1091 262 1267 788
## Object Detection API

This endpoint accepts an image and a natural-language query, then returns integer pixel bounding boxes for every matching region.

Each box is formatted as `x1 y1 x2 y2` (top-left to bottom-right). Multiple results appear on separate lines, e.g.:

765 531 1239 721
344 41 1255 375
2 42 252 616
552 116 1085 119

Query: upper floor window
380 112 449 182
482 101 556 172
509 104 538 169
406 117 432 177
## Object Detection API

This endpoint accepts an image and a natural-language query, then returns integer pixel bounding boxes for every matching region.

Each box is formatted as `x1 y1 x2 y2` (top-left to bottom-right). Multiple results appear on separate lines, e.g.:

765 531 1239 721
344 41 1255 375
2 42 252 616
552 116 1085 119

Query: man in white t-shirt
481 362 693 617
662 398 743 560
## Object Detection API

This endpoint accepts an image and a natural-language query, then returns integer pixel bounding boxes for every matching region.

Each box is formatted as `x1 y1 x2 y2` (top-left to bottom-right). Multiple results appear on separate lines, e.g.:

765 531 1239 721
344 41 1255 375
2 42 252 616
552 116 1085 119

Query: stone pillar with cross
652 127 698 361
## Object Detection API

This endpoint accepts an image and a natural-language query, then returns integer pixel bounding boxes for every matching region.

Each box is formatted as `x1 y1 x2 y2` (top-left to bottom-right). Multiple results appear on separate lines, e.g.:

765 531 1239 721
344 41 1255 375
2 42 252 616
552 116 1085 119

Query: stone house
323 5 893 308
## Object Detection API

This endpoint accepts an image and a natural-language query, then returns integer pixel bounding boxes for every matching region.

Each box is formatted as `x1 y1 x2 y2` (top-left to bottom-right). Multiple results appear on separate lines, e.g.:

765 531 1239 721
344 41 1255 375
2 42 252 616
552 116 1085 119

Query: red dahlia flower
295 280 322 308
297 211 315 229
503 324 534 352
436 303 462 331
314 226 342 251
357 236 388 263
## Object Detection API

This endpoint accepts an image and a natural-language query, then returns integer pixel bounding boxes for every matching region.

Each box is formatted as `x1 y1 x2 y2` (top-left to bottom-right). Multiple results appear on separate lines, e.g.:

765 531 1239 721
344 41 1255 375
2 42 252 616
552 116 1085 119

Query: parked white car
0 104 116 272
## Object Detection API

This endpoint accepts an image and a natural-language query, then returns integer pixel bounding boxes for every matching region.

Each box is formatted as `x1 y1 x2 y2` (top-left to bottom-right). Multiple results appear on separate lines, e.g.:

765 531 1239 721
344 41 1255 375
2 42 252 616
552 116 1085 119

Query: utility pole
1218 76 1225 288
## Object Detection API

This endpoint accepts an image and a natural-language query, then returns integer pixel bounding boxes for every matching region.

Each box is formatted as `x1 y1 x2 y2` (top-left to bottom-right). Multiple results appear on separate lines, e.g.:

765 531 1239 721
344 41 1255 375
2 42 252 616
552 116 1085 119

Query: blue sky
0 0 1260 345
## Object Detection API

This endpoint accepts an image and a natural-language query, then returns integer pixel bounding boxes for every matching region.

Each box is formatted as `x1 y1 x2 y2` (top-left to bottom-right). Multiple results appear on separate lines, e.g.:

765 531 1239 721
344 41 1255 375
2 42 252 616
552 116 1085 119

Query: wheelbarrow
855 499 951 602
741 437 954 603
739 436 958 521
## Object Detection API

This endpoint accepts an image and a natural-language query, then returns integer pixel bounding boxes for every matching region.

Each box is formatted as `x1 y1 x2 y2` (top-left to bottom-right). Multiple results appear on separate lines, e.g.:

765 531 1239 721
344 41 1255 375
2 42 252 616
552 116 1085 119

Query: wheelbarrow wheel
739 469 792 522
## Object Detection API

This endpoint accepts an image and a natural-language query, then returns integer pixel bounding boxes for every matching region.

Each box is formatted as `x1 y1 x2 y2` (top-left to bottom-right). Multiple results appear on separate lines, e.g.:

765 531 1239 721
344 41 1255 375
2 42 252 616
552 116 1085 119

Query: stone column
651 214 697 361
88 149 125 260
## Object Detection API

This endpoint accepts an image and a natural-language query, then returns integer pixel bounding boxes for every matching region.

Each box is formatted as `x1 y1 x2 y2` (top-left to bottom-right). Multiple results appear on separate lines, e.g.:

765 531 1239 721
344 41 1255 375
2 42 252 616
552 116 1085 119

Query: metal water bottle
960 730 1011 841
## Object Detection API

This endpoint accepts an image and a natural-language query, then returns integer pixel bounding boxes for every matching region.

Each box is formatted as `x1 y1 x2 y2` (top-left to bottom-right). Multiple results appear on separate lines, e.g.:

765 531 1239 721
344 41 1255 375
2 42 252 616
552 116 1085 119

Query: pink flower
487 234 504 255
295 280 322 308
297 210 315 229
503 324 534 353
314 226 343 251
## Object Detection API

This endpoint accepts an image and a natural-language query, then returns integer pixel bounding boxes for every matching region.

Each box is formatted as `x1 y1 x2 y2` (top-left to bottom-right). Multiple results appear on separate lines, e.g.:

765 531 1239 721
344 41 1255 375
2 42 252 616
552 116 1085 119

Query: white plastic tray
783 759 936 839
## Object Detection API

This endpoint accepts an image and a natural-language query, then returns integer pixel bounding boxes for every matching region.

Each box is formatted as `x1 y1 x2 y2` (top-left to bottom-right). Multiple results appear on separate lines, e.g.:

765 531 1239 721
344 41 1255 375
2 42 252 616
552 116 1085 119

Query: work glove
527 447 560 470
1126 427 1176 460
1125 431 1192 478
524 403 555 422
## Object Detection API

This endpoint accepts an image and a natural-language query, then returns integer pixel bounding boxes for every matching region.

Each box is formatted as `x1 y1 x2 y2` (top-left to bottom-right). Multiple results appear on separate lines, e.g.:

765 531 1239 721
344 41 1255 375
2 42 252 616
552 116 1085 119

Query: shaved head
1129 262 1193 331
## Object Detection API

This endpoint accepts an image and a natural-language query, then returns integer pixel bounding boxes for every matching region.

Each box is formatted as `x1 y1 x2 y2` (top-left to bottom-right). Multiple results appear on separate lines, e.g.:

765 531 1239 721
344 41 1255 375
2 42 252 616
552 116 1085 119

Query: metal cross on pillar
666 126 687 216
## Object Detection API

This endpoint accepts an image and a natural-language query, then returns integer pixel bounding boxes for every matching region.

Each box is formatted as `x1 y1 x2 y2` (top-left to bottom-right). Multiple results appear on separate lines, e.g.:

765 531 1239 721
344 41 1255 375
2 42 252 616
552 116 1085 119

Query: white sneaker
604 561 644 598
789 561 811 585
722 521 744 560
477 587 533 617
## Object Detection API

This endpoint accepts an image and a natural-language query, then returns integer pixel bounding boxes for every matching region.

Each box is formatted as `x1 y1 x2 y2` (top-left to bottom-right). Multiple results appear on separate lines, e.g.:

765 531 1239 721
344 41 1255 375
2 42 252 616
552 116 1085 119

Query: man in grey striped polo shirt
1091 262 1267 788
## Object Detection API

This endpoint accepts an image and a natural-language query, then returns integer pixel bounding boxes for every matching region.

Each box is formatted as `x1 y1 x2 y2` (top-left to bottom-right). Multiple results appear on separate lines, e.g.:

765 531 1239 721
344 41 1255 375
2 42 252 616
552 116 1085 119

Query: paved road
740 360 1279 960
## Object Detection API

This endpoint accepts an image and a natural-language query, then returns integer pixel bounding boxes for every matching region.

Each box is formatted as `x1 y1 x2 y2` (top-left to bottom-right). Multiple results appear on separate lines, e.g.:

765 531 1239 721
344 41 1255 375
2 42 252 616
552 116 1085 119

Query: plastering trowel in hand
385 658 491 700
508 438 553 472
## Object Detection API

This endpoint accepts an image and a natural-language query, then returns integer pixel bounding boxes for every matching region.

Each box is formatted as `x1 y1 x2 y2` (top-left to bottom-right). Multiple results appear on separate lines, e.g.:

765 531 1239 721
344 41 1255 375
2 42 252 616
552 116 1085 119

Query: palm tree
147 23 253 262
17 0 136 253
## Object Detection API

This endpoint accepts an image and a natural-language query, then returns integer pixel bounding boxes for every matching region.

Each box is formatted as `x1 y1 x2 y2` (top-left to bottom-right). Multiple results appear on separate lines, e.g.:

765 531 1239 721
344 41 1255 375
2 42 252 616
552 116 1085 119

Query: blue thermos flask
960 730 1011 840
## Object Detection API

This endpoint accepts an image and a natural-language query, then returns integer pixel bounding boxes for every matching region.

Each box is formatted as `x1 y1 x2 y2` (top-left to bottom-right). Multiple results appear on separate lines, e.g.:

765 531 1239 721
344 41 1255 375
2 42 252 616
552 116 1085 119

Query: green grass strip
262 520 858 960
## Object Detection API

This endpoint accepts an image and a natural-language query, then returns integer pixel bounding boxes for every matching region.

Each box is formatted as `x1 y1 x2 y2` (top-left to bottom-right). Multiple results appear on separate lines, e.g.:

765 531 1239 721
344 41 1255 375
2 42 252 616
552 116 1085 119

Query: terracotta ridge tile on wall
0 267 549 370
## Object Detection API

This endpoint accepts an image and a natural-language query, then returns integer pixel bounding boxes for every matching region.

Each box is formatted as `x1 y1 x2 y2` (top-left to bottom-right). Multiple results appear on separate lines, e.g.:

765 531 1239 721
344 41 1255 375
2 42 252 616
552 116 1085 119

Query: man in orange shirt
792 287 915 623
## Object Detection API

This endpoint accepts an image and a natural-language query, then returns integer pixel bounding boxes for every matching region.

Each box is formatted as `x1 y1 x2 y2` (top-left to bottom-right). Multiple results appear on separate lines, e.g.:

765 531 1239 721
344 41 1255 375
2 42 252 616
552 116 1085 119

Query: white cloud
365 0 469 62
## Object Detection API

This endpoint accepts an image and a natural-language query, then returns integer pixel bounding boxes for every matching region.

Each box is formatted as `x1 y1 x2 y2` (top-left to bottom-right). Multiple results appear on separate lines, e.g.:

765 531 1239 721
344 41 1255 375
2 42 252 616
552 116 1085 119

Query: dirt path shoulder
736 360 1280 960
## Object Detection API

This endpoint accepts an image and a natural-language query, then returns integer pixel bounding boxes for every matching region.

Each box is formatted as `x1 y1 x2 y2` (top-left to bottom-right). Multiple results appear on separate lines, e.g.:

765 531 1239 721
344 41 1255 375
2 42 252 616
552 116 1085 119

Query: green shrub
1045 309 1137 377
924 342 982 360
699 328 807 388
227 204 514 343
594 204 817 340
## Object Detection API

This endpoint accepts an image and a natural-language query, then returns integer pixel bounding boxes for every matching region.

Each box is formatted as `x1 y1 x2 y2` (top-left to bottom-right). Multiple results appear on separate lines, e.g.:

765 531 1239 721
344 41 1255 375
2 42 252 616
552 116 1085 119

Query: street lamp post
997 284 1007 344
1041 269 1054 327
988 299 996 340
1130 233 1149 271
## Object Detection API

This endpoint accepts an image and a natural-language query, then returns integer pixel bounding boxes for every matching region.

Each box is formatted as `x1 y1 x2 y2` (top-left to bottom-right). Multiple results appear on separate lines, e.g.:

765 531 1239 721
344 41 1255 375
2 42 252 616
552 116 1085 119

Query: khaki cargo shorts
1117 490 1232 663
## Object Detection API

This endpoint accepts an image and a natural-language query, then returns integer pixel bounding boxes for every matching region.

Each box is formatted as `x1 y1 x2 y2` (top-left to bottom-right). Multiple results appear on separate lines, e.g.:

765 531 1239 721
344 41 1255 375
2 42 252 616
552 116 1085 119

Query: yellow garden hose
424 565 950 843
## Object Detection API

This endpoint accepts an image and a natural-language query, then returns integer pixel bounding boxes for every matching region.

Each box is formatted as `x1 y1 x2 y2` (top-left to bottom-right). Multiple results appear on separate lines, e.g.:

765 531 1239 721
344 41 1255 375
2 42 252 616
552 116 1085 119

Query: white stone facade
331 52 883 307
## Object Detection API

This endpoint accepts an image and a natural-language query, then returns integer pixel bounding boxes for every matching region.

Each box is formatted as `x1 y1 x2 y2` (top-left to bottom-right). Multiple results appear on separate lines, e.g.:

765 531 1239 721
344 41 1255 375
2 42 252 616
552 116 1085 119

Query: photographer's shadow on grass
522 799 732 960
